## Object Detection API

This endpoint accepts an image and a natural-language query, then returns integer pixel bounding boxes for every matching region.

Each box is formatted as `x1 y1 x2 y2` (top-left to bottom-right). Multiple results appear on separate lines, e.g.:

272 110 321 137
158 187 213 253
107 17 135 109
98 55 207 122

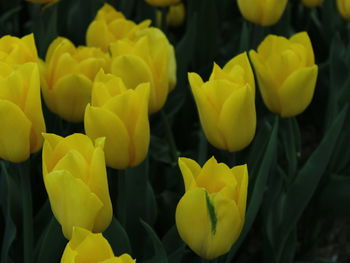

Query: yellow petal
279 65 318 117
218 85 256 152
44 170 103 239
42 133 63 174
249 50 281 114
88 141 113 232
0 99 31 162
290 31 315 66
20 63 46 153
178 157 201 191
86 20 112 52
188 73 225 149
231 164 248 220
84 105 130 170
51 74 92 122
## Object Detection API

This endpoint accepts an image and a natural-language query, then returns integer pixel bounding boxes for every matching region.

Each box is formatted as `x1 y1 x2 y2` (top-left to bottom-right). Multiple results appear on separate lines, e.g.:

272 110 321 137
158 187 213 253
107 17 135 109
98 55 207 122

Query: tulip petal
84 105 130 169
52 74 92 122
88 142 113 232
231 164 248 220
86 20 112 52
279 65 318 117
188 73 226 149
218 85 256 152
42 133 63 173
20 63 46 153
0 99 31 162
45 170 103 239
249 50 281 114
290 32 315 66
175 188 212 258
178 157 201 191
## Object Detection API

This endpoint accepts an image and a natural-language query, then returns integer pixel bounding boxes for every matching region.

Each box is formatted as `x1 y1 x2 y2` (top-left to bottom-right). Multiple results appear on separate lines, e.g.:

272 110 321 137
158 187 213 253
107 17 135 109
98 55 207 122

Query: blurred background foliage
1 0 350 262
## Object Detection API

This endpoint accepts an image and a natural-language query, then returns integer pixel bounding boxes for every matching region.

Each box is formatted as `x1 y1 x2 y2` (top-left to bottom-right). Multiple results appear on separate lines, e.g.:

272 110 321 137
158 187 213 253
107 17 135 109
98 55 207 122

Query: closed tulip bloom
61 227 135 263
249 32 318 117
145 0 181 7
237 0 288 26
0 63 46 162
85 70 150 170
167 3 186 27
176 157 248 259
86 4 150 52
42 133 112 239
337 0 350 20
0 34 37 65
301 0 323 8
188 52 256 152
110 27 176 113
40 37 110 122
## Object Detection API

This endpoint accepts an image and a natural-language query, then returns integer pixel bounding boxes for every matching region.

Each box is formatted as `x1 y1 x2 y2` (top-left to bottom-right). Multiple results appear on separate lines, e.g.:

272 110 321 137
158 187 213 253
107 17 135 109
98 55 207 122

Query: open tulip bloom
176 157 248 259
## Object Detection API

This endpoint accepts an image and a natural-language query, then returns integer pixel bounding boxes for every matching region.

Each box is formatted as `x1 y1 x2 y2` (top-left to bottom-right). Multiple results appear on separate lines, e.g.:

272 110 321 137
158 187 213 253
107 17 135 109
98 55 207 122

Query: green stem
116 169 127 226
18 160 33 263
160 7 169 34
160 110 178 165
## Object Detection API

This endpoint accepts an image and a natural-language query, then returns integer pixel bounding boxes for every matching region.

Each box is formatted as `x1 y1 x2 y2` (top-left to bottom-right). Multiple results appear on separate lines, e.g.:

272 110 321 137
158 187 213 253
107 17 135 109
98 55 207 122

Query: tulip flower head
249 32 318 117
110 27 176 113
0 62 46 163
84 70 150 170
61 227 135 263
0 34 38 65
176 157 248 259
337 0 350 21
42 133 112 239
40 37 110 122
188 52 256 152
86 3 150 52
237 0 288 26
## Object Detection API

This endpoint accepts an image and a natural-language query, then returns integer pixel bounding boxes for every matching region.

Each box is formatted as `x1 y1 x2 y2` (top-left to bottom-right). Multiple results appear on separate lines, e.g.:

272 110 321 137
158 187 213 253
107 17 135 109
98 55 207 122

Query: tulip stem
160 7 169 34
18 160 33 263
160 110 178 165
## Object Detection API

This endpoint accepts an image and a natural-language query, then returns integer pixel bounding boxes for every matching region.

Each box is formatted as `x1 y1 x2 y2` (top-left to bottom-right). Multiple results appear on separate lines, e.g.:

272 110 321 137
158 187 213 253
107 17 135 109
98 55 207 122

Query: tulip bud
301 0 323 8
86 4 150 52
176 157 248 259
42 133 112 239
188 52 256 152
145 0 181 7
0 34 37 65
166 3 186 27
84 70 150 170
61 227 135 263
249 32 318 117
337 0 350 21
237 0 288 26
110 27 176 114
0 63 46 162
40 37 110 122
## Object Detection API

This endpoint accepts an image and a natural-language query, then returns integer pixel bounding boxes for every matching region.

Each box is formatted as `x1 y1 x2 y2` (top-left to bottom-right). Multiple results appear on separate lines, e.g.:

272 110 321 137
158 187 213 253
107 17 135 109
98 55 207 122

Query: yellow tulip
84 70 150 170
188 52 256 152
86 4 150 52
237 0 288 26
176 157 248 259
156 3 185 28
249 32 318 117
337 0 350 20
0 63 46 163
110 27 176 114
40 37 110 122
61 227 135 263
301 0 323 8
145 0 181 7
42 133 112 239
0 34 37 65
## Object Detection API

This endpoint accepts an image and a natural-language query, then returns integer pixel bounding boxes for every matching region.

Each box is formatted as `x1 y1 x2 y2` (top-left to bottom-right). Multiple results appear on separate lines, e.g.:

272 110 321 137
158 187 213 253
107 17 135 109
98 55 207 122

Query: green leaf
35 217 66 263
0 162 17 263
104 216 132 256
141 220 168 263
225 117 279 263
